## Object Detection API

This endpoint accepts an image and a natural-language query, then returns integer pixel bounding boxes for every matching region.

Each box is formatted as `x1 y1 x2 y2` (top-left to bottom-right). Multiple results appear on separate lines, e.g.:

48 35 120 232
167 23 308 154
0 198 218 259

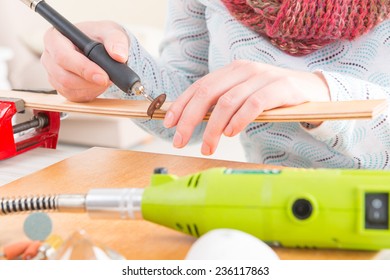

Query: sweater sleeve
301 70 390 163
104 0 209 143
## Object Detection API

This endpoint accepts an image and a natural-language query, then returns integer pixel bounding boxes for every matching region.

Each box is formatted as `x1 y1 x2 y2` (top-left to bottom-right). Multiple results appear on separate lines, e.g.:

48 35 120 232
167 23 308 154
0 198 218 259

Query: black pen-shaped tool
20 0 166 117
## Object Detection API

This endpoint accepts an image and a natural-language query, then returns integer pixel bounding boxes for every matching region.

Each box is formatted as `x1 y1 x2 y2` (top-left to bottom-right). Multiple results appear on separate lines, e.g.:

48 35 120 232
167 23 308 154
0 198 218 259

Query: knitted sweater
105 0 390 169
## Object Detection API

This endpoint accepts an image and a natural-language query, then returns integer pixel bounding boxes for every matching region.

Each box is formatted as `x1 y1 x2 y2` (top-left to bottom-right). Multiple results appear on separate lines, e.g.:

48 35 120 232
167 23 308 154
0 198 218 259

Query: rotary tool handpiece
20 0 170 116
29 0 141 95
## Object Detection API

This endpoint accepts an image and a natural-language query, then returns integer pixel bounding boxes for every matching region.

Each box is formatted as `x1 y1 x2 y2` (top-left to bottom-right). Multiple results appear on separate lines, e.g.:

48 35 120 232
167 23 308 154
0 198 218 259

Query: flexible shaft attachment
0 188 143 220
0 194 86 215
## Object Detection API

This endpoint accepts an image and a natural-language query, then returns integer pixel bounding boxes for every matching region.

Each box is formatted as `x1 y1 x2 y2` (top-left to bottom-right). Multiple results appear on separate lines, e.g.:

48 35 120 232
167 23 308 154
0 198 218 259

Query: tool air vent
186 174 202 188
175 222 200 237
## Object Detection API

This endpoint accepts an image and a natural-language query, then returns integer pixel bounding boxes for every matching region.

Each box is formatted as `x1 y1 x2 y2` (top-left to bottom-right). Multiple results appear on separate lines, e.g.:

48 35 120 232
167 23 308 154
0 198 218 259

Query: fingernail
92 73 108 86
164 111 174 128
201 143 212 155
224 125 233 137
173 132 183 148
112 44 128 61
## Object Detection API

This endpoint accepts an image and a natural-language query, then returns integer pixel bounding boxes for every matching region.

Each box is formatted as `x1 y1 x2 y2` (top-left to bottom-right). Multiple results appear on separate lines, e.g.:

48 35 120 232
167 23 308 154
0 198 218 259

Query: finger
174 61 283 149
48 73 108 102
45 58 108 102
163 88 195 129
100 26 130 63
3 241 31 260
201 77 262 155
22 241 42 260
164 61 252 129
77 21 130 63
172 63 257 148
224 81 295 137
43 29 109 87
42 50 107 91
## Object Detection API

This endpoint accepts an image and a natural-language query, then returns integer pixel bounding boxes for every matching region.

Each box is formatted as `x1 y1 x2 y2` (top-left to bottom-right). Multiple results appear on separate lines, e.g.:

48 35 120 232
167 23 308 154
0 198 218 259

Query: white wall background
0 0 169 87
46 0 169 28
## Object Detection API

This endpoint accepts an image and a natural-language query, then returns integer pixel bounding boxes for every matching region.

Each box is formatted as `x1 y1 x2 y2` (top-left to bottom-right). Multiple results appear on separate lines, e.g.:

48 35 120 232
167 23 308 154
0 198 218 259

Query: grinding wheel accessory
147 93 167 118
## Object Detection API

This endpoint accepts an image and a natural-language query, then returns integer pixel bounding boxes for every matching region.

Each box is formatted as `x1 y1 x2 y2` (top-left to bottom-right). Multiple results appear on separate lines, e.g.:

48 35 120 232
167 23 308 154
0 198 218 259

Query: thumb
102 27 130 63
77 21 130 63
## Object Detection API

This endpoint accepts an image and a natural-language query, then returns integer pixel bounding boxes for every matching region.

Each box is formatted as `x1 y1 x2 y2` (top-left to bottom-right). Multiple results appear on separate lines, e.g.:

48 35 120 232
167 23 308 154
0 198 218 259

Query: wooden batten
0 90 388 122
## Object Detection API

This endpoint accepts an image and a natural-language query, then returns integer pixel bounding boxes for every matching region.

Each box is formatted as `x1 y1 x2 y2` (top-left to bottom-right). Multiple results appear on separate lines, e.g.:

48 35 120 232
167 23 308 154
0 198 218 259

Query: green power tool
1 167 389 250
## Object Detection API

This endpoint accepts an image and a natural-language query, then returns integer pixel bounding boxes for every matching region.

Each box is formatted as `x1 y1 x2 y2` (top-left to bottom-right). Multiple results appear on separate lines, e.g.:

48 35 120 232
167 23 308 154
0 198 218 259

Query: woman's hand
41 21 129 102
163 60 330 156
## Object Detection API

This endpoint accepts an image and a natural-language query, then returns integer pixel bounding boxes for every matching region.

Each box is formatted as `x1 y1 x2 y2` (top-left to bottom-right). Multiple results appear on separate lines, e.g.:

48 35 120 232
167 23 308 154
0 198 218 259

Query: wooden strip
1 90 388 122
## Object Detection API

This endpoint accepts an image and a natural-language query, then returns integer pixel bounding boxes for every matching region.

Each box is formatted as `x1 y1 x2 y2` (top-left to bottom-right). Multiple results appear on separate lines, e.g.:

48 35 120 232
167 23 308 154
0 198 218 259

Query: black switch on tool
365 193 389 230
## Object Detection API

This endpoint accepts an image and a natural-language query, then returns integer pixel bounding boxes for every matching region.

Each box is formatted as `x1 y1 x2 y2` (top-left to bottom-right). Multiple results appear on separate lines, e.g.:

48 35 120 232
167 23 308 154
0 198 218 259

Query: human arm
109 0 210 140
41 0 210 143
163 60 331 155
300 70 390 166
41 21 129 102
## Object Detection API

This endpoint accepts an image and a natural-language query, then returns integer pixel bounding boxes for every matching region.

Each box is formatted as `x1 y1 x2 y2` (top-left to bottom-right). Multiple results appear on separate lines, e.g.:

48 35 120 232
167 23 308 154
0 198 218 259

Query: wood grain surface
0 148 379 260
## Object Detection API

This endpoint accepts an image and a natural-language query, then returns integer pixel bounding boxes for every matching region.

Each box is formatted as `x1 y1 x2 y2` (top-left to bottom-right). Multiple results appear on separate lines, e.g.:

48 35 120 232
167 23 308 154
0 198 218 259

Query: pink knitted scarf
221 0 390 56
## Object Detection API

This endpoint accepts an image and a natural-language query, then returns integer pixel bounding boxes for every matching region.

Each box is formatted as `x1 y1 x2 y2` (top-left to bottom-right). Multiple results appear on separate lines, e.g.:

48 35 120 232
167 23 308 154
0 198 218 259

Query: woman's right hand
41 21 129 102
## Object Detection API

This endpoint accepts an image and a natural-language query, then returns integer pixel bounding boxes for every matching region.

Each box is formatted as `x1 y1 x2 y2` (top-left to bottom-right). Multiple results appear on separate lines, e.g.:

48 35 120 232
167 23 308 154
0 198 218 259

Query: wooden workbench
0 147 379 260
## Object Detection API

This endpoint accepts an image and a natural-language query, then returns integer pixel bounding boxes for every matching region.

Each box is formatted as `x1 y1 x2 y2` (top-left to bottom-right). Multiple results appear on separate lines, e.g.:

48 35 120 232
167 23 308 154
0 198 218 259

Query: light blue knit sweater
105 0 390 169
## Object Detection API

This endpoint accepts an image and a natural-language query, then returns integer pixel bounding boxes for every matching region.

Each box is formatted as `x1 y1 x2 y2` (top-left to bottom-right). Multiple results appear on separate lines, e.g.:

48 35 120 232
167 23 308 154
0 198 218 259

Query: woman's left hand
163 60 330 155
